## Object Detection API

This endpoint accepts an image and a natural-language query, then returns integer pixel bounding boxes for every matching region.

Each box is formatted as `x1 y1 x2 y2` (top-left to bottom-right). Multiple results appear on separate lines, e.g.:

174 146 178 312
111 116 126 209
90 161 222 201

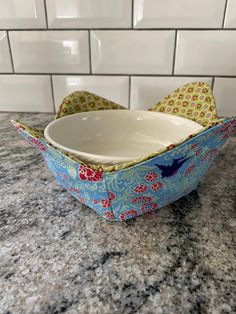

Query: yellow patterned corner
148 82 220 127
11 120 45 139
55 90 126 119
12 83 227 173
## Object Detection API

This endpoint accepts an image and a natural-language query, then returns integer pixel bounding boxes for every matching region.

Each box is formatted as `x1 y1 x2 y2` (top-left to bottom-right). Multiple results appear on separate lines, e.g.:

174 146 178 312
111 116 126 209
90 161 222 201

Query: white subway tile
134 0 226 28
0 0 46 29
224 0 236 28
175 31 236 76
46 0 132 28
9 31 89 73
130 76 213 110
213 78 236 116
0 75 53 112
52 75 129 110
91 31 175 74
0 32 12 72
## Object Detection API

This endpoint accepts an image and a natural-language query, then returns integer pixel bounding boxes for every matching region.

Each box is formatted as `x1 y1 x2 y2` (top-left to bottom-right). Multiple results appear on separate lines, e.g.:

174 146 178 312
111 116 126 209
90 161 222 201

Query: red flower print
69 186 78 193
108 191 116 201
191 143 200 150
119 209 138 222
215 123 229 134
201 149 218 162
28 136 46 151
93 199 98 205
141 202 158 214
209 149 218 159
63 174 68 179
222 133 230 139
151 182 163 191
185 164 195 174
78 196 86 204
78 165 103 182
131 196 152 204
104 211 114 220
134 185 148 194
145 172 158 182
215 120 236 137
195 148 202 157
101 199 111 208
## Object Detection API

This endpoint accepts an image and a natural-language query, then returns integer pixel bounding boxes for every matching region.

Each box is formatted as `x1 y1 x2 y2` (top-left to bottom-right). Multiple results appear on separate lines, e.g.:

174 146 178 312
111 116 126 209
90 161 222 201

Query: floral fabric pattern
78 164 103 182
12 125 113 221
56 90 125 119
10 83 224 173
105 121 235 220
149 82 219 127
11 82 236 221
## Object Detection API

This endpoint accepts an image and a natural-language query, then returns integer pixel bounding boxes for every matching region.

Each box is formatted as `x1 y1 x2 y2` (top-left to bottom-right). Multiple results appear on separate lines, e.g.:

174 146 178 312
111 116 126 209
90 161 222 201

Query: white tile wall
130 77 213 110
0 31 12 72
9 31 90 73
0 75 53 112
133 0 226 29
0 0 46 29
224 0 236 28
0 1 235 114
175 31 236 76
52 75 129 110
91 31 175 74
46 0 132 29
213 78 236 116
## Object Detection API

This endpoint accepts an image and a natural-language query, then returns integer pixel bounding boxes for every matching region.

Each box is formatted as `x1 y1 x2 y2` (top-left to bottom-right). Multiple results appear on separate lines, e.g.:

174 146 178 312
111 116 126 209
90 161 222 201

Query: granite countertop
0 112 236 314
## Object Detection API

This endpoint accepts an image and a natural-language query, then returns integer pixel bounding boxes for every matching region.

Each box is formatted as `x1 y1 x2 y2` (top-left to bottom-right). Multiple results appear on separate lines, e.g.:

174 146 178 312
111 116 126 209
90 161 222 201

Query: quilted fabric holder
12 82 236 221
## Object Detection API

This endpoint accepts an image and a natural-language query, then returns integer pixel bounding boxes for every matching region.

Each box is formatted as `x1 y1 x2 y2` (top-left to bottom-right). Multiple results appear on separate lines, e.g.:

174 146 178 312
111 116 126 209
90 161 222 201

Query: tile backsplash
52 75 129 110
0 31 12 72
46 0 132 29
9 30 90 73
90 30 175 74
133 0 226 28
0 0 235 115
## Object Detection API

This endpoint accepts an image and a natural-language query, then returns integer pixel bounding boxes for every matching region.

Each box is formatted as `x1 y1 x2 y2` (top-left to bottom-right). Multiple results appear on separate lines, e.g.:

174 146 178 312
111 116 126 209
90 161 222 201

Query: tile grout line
128 76 131 109
172 30 177 75
88 30 92 74
212 77 215 90
2 28 236 31
222 0 229 28
0 110 54 114
6 31 15 73
43 0 49 29
131 0 134 29
1 73 236 78
50 75 56 113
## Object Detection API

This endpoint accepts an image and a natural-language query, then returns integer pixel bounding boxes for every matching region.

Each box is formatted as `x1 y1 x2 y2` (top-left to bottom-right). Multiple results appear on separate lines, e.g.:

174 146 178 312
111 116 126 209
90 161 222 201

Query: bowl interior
44 110 203 165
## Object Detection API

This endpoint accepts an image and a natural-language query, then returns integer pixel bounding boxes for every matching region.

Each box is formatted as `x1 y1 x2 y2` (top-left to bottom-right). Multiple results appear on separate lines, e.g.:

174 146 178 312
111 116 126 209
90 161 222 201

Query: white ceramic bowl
44 110 203 165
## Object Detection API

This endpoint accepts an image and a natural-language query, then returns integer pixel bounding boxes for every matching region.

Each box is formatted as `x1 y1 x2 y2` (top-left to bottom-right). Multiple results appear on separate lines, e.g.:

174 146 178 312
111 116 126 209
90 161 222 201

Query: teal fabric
14 117 236 221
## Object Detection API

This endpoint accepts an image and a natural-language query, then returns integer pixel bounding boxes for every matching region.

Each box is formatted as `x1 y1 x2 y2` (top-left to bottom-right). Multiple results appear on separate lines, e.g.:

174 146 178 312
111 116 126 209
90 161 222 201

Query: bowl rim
44 109 204 164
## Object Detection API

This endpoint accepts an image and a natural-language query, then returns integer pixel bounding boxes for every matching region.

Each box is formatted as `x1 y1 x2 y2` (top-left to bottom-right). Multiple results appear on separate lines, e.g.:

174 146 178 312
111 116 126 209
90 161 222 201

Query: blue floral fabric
105 120 235 221
15 127 113 220
14 118 235 221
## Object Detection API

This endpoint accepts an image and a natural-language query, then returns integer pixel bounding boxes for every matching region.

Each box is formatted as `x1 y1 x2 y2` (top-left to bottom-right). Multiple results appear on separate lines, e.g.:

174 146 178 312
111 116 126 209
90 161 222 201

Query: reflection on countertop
0 112 236 314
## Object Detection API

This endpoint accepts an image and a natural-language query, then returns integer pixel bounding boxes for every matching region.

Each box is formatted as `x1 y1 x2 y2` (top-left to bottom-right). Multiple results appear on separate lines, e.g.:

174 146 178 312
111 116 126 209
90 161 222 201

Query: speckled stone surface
0 112 236 314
